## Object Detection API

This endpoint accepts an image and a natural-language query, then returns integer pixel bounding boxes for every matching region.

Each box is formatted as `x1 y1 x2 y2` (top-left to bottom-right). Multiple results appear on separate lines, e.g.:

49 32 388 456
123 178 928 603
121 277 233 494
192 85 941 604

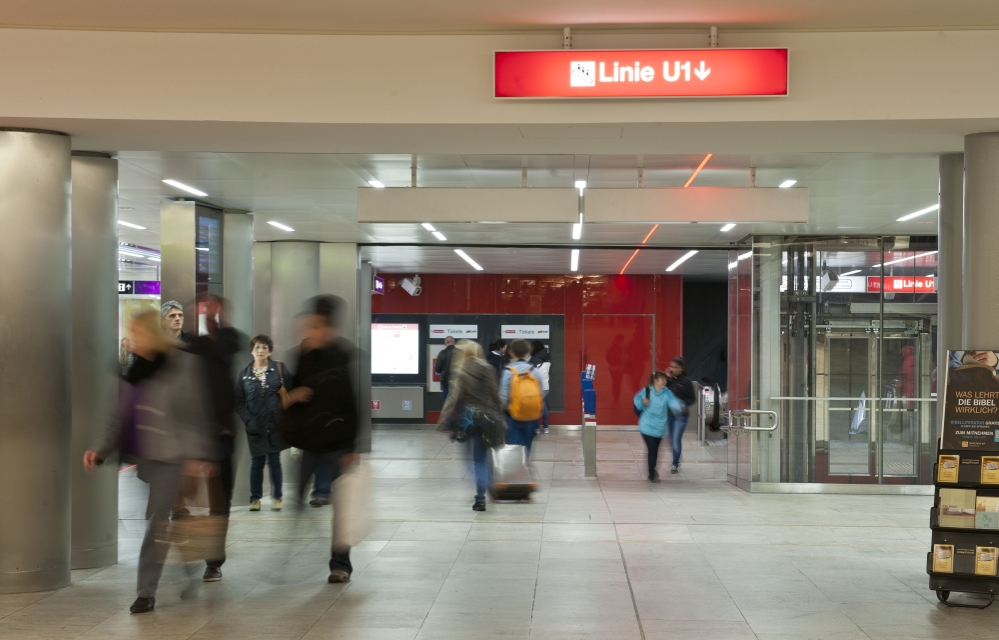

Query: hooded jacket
633 386 685 438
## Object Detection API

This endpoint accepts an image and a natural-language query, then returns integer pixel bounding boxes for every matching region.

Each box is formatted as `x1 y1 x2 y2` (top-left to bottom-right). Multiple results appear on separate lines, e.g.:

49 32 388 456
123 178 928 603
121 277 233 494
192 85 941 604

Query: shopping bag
332 461 372 549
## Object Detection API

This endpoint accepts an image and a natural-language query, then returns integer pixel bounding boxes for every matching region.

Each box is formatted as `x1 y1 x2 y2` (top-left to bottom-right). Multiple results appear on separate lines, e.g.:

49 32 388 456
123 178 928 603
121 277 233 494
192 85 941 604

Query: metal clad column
357 262 373 454
253 242 272 338
70 154 119 569
964 134 999 348
160 200 197 323
938 153 964 434
0 130 72 593
223 213 254 506
271 242 319 361
756 238 782 482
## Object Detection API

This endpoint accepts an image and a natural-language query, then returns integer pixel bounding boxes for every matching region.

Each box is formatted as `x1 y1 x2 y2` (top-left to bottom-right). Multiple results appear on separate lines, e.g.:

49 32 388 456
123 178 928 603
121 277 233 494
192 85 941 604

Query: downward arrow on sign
694 61 711 80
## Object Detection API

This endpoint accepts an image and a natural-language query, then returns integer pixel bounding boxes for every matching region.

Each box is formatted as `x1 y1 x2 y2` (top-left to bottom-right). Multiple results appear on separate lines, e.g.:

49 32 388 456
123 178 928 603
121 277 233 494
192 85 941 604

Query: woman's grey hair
160 300 183 318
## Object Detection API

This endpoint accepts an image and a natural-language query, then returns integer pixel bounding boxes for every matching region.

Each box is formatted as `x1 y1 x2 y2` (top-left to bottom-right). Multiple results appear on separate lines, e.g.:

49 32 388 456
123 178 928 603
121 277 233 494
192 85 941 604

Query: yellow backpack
507 365 544 421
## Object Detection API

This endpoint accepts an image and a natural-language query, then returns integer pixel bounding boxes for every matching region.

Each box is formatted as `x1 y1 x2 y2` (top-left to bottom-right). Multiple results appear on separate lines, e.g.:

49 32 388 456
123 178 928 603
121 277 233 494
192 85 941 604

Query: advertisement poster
941 350 999 450
371 323 420 374
428 344 445 393
501 325 550 339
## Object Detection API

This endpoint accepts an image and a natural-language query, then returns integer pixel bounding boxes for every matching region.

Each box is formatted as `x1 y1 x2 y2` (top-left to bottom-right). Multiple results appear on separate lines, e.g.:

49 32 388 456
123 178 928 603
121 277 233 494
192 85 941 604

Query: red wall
373 274 684 425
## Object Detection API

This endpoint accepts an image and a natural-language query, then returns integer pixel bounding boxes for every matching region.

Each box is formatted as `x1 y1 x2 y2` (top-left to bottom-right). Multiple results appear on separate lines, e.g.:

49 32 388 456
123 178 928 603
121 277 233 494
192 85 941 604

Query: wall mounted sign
118 280 134 294
495 48 788 98
867 276 936 294
372 275 385 295
501 325 550 339
429 325 478 339
119 280 161 295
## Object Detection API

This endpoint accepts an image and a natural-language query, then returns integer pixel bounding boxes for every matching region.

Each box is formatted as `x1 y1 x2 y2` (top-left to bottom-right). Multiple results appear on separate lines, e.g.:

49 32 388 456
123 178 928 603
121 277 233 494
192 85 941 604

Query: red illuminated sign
371 400 381 410
867 276 936 293
495 49 788 98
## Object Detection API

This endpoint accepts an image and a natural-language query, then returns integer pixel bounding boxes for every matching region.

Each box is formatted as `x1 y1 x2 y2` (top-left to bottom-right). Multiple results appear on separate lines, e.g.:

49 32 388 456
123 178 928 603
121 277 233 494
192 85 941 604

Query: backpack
507 365 544 421
281 360 357 453
634 386 651 418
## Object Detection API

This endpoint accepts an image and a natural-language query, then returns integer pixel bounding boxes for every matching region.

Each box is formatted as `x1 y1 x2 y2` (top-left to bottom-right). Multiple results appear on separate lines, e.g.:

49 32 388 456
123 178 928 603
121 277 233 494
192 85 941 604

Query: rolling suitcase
489 444 537 501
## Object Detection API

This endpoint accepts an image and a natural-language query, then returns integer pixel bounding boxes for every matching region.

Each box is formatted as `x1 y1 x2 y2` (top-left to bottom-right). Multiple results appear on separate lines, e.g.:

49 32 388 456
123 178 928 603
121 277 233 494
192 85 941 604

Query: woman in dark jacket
235 334 291 511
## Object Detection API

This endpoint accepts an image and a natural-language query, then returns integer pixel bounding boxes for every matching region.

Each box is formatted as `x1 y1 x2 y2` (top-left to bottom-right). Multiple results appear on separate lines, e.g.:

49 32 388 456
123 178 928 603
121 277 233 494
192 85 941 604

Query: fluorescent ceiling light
432 231 447 241
368 179 385 188
779 179 797 188
195 247 209 252
873 250 938 268
720 223 735 232
840 270 861 277
162 179 207 197
479 221 506 224
666 250 698 272
574 180 587 189
570 249 579 272
421 223 436 231
454 249 483 271
738 251 752 260
572 223 582 240
267 221 294 232
728 251 753 270
150 257 161 262
118 250 144 258
117 220 147 230
896 204 939 222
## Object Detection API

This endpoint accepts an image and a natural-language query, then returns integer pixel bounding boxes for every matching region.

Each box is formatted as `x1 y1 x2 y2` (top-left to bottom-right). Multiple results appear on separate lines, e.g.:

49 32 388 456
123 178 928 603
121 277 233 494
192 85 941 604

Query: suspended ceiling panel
357 187 579 223
585 186 808 223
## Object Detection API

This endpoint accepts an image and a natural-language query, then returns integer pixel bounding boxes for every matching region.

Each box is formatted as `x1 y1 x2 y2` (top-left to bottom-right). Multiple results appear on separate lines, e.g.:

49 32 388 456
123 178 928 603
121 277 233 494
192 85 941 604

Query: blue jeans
298 449 353 574
505 417 537 456
667 414 688 467
541 393 549 429
470 434 489 502
312 462 334 499
250 451 283 501
441 384 449 404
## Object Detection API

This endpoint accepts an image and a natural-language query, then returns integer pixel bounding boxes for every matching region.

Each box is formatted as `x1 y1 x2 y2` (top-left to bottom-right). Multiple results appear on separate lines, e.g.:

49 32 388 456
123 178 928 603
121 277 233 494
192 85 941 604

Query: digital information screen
371 323 420 375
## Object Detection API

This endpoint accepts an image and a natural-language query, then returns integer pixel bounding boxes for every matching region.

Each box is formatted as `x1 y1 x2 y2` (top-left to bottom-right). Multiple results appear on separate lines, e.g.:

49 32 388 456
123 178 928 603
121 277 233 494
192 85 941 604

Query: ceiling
115 151 940 268
3 0 997 33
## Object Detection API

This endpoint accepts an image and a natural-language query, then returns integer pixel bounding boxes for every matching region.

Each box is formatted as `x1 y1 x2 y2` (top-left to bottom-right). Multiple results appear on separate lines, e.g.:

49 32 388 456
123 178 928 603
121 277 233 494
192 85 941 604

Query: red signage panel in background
867 276 936 293
495 49 788 98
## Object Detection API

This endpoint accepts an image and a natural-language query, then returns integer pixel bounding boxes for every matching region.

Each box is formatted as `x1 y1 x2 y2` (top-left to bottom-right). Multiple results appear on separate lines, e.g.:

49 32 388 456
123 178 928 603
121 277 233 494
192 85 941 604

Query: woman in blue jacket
634 371 685 483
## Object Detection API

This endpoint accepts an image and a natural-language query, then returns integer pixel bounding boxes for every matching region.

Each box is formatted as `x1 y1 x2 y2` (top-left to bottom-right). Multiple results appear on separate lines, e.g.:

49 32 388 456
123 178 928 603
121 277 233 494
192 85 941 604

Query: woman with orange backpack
499 339 545 456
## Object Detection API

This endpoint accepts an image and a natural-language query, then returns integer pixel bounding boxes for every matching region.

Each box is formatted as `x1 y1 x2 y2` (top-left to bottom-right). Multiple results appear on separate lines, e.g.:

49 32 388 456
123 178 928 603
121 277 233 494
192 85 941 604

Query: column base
0 566 70 594
71 543 118 570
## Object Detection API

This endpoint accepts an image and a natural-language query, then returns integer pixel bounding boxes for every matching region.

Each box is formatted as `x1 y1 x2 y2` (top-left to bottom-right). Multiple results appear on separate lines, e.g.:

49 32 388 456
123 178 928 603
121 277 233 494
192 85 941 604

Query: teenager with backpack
634 371 685 482
281 295 360 584
499 339 544 456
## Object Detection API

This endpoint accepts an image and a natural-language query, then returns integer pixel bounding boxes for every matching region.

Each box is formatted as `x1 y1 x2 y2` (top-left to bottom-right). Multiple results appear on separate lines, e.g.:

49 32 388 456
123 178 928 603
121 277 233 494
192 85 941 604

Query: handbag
333 461 372 549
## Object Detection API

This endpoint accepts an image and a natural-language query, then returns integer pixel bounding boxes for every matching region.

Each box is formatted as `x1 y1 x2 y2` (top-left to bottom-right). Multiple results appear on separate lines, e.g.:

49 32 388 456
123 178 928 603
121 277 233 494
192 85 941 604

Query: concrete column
160 200 198 324
0 130 72 593
223 213 254 506
69 154 119 569
358 262 373 454
964 134 999 348
253 242 272 338
271 242 319 361
938 153 964 434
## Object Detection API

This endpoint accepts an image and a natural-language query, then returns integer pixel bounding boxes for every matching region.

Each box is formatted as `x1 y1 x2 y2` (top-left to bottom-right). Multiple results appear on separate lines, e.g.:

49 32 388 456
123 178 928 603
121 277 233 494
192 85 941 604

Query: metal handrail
769 396 937 402
723 409 780 432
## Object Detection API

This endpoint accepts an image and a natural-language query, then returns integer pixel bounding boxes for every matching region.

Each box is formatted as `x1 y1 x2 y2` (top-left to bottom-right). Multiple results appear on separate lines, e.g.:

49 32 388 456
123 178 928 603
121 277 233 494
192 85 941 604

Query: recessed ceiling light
162 179 208 197
572 223 582 240
454 249 483 271
421 223 436 231
570 249 579 272
267 221 294 232
779 179 797 188
432 231 447 241
574 180 587 189
369 179 385 188
666 250 698 272
720 223 735 232
118 220 147 230
479 221 506 224
896 204 939 222
195 247 209 252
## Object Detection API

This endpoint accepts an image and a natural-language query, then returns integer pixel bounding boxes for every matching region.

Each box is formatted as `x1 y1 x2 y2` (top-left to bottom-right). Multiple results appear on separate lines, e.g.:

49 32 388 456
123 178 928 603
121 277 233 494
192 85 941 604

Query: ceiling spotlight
571 249 579 272
720 223 735 232
267 221 294 232
432 231 447 241
572 223 582 240
422 223 436 231
779 180 797 188
454 249 483 271
162 179 208 197
118 220 147 230
368 179 385 188
896 204 939 222
666 250 698 272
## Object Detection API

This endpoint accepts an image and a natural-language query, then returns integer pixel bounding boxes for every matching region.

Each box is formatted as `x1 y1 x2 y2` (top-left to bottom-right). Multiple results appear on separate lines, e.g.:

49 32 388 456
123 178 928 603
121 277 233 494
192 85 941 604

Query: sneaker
272 498 282 511
203 567 222 582
649 471 660 483
310 497 331 507
472 500 486 511
543 427 549 434
671 465 679 474
129 597 155 614
535 427 541 435
328 570 351 583
249 499 261 511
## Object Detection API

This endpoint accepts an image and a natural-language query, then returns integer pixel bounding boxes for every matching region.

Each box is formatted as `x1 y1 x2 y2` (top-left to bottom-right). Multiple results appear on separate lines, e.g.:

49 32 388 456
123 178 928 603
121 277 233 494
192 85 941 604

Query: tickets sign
867 276 936 294
502 325 550 339
429 325 478 339
495 49 788 98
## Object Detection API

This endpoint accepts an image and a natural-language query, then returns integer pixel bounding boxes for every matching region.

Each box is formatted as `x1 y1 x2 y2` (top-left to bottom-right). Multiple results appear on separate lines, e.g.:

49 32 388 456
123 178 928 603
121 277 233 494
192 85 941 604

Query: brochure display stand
928 350 999 609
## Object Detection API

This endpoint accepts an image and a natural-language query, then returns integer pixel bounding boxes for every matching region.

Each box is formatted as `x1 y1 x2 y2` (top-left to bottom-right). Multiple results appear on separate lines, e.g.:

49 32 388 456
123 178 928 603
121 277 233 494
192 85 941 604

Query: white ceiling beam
585 187 808 223
357 187 578 223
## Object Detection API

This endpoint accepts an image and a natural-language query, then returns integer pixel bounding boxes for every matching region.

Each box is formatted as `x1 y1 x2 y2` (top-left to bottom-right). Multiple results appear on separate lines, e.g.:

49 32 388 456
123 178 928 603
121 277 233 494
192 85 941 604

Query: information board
371 323 420 374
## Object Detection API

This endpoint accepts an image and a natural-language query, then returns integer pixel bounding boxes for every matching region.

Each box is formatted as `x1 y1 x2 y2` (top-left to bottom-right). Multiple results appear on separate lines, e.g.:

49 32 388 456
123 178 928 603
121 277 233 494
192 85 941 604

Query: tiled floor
1 427 991 639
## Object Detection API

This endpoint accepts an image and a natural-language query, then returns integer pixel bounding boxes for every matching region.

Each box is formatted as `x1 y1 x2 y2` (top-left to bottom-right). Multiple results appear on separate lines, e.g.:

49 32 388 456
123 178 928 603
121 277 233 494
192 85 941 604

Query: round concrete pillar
964 134 999 347
70 153 119 569
0 129 73 593
270 242 320 360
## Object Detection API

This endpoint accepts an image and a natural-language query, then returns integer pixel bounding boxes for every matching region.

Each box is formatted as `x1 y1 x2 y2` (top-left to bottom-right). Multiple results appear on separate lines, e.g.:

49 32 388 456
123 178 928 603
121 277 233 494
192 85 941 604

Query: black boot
472 500 486 511
130 597 155 614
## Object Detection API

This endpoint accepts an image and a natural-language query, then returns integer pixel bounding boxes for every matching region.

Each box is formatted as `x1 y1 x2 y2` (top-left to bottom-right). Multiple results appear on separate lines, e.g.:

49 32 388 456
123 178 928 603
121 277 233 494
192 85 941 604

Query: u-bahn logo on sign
570 61 596 86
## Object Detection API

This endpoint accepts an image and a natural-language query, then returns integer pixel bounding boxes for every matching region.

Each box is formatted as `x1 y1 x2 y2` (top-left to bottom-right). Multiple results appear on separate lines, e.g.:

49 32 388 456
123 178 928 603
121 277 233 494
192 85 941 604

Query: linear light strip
641 224 659 245
162 179 207 197
619 249 640 275
666 250 698 272
454 249 483 271
570 249 579 272
873 250 938 268
682 153 713 188
118 220 147 230
896 204 939 222
267 221 294 232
